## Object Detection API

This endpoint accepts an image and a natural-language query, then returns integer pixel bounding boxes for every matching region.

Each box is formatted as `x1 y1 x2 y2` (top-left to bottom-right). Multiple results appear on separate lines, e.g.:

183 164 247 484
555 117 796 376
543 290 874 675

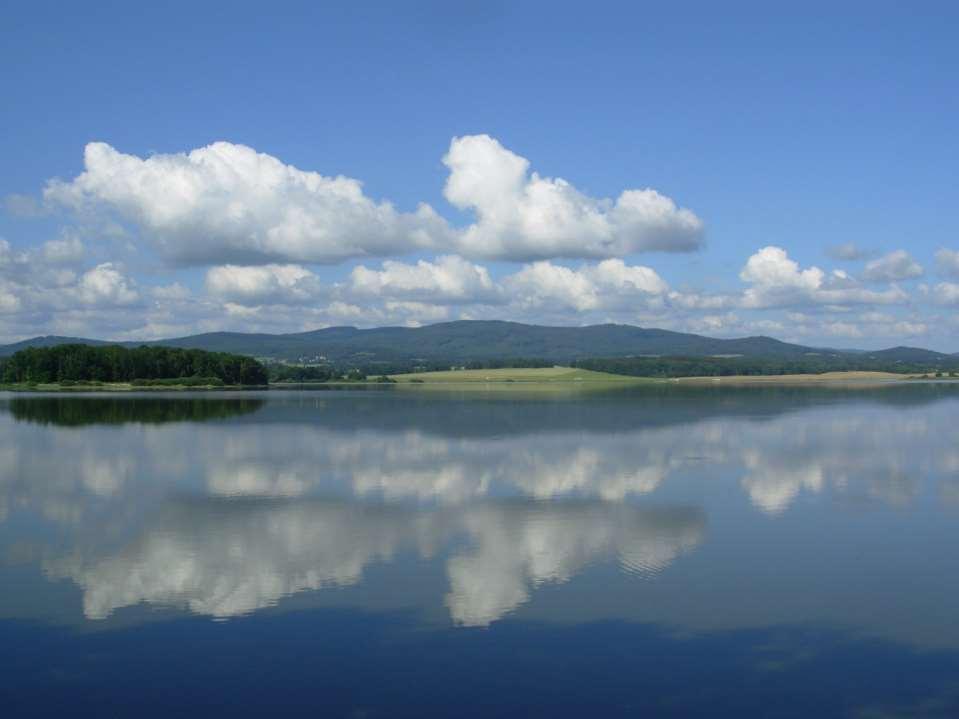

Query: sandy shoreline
670 371 921 384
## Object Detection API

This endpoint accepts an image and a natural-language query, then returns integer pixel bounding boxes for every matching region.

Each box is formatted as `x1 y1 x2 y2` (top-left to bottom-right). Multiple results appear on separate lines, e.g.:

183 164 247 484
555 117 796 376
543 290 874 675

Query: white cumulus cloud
45 141 451 266
740 246 907 309
349 255 502 304
206 264 323 305
862 250 924 282
505 259 669 312
41 234 85 265
42 137 704 267
932 282 959 306
75 263 139 307
443 134 704 261
0 285 21 314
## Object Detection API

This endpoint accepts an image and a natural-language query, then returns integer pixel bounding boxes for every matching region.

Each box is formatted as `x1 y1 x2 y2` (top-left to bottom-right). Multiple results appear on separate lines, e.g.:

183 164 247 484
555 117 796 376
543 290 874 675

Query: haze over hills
1 321 956 365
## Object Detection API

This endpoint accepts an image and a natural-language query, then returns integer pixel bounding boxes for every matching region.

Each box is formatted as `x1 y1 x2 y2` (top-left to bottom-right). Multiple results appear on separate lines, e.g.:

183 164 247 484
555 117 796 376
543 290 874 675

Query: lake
2 384 959 717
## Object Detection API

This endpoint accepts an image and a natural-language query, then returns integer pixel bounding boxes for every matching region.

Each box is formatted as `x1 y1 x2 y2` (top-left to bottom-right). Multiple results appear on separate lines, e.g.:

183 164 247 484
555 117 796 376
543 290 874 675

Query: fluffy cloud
206 264 323 305
0 241 944 346
42 137 703 267
741 246 824 291
41 234 85 264
0 285 20 314
740 246 907 309
349 255 502 304
862 250 924 282
151 283 191 301
75 263 139 307
339 256 670 318
0 236 152 340
444 135 704 261
931 282 959 306
0 238 134 310
0 239 28 273
6 136 957 347
505 259 669 312
45 141 451 266
935 248 959 278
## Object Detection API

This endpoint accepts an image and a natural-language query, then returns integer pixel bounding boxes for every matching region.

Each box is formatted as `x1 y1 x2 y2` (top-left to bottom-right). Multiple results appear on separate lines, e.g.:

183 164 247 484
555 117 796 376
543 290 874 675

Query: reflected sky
2 385 959 649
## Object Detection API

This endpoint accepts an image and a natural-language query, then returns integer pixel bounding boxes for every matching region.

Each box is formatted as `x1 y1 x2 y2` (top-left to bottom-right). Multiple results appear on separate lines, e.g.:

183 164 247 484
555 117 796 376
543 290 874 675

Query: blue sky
1 0 957 348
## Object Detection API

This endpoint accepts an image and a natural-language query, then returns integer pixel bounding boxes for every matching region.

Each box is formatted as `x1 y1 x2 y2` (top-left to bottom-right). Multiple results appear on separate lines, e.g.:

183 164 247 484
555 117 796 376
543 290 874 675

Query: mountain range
1 320 956 366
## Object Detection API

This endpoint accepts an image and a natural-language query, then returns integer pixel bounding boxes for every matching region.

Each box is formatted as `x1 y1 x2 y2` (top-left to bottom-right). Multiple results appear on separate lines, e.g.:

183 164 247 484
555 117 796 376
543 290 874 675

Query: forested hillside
0 320 839 362
1 321 955 372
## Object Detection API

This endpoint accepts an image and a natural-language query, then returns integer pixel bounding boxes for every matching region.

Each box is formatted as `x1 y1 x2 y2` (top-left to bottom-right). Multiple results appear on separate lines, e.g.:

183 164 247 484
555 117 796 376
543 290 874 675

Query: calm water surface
2 384 959 717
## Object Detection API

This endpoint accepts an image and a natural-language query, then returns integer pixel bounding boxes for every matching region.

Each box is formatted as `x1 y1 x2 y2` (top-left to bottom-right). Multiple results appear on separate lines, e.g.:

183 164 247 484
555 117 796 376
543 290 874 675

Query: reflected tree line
3 381 959 430
7 396 266 426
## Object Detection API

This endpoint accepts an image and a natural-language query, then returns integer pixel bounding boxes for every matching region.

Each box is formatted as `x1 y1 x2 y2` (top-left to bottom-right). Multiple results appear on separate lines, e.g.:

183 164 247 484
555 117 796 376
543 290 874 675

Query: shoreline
669 371 922 385
3 371 956 393
387 368 939 386
0 382 268 392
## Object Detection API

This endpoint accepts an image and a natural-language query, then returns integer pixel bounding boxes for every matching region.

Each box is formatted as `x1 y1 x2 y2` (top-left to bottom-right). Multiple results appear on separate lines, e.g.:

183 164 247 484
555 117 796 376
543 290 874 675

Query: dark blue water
2 384 959 717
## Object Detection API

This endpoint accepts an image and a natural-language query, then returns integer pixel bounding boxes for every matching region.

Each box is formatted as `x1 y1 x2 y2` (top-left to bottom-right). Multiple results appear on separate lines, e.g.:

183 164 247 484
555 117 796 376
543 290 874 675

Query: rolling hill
0 321 826 362
0 335 112 354
0 319 935 364
859 346 956 363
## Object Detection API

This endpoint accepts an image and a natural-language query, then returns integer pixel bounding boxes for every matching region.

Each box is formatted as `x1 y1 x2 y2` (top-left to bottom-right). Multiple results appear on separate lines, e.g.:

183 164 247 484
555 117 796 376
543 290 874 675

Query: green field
388 367 647 384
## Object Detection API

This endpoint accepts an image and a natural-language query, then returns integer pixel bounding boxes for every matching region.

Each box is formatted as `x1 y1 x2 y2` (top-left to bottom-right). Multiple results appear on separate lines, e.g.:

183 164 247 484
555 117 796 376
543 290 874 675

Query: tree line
572 355 959 378
269 354 959 381
5 344 956 386
266 357 552 382
0 344 269 385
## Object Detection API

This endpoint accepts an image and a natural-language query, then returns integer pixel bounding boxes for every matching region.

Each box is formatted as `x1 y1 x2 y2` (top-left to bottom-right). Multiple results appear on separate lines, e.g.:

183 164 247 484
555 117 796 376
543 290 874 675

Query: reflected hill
4 396 266 426
243 382 959 438
1 383 957 434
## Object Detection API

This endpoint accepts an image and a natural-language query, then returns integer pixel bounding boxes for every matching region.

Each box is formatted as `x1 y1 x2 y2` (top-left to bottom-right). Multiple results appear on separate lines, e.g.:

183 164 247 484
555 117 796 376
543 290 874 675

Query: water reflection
7 395 265 426
1 385 958 646
41 498 704 624
445 503 703 626
3 406 939 523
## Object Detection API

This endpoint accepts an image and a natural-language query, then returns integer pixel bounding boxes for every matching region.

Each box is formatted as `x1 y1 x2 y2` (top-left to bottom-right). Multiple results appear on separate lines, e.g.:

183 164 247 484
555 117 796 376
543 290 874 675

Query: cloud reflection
0 393 955 530
46 501 412 619
1 388 957 633
446 504 704 626
44 499 704 623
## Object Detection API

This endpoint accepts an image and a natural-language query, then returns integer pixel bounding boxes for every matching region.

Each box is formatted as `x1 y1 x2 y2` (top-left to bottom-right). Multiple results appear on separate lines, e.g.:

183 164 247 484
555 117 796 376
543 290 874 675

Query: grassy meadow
390 367 653 384
387 367 935 387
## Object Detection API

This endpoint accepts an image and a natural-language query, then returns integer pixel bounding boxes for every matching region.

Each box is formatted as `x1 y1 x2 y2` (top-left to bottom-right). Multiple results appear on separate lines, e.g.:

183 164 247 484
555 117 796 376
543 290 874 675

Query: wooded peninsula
0 344 268 387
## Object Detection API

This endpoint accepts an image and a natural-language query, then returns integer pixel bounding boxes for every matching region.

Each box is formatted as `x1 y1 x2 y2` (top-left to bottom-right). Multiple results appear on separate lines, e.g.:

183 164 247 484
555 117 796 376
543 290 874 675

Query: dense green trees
266 364 370 382
265 357 552 382
573 355 959 378
267 364 335 382
1 344 268 385
4 342 956 387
